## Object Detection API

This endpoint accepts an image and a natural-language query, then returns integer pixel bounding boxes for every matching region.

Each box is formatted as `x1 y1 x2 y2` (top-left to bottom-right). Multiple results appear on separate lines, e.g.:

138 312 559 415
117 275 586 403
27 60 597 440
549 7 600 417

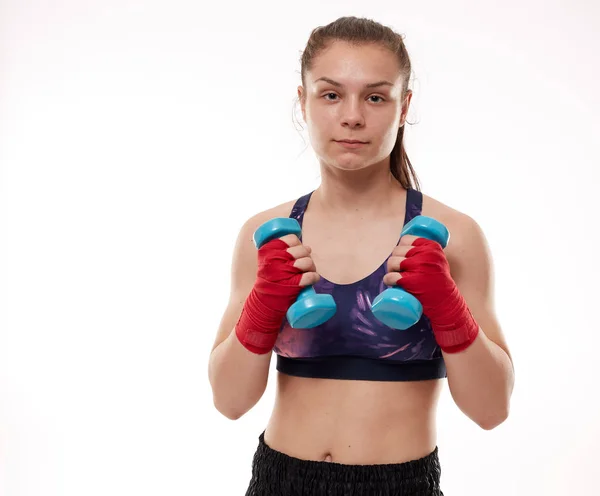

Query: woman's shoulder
236 197 300 241
421 191 470 226
420 191 489 260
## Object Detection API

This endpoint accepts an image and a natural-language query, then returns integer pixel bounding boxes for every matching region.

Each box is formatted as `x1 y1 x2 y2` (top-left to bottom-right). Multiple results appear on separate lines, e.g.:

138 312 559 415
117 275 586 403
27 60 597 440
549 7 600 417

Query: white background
1 1 598 494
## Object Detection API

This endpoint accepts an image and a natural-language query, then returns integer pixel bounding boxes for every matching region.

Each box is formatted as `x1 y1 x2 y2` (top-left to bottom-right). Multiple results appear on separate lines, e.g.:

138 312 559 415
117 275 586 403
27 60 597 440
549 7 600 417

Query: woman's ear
399 90 413 127
297 86 306 122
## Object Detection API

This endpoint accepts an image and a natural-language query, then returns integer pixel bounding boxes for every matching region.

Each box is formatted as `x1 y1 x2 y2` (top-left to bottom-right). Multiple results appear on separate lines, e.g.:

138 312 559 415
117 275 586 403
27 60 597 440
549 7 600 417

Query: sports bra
273 188 447 382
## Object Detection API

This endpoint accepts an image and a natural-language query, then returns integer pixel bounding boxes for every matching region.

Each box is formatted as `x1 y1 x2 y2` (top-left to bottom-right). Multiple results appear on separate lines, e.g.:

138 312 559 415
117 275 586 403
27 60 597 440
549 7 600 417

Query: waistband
253 430 442 485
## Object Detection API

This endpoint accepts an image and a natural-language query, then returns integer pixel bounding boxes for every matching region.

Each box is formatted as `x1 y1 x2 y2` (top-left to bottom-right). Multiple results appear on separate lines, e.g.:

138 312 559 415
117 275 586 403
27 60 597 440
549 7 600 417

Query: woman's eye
322 93 385 103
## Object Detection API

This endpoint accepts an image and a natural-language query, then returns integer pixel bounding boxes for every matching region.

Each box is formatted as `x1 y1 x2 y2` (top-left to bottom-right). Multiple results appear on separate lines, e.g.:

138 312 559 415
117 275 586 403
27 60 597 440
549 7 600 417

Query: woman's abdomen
264 373 444 465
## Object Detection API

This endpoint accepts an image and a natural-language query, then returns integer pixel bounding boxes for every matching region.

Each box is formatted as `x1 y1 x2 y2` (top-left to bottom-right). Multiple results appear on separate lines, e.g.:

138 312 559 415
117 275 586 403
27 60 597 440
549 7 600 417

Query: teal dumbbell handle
252 218 337 329
370 215 450 330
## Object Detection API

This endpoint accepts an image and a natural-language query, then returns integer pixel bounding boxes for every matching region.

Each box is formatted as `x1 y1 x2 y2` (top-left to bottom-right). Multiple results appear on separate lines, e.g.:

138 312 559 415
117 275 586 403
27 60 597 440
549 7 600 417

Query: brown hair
296 16 420 191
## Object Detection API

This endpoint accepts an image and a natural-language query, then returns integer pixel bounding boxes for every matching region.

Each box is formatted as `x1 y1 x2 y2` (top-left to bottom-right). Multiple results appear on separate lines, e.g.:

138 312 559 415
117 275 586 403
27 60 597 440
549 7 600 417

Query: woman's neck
313 160 405 218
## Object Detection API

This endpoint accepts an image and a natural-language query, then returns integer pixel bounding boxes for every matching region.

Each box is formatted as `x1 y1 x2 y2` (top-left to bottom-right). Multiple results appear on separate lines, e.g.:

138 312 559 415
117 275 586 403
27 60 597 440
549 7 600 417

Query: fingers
293 256 316 273
278 233 302 248
384 254 405 286
391 244 415 258
386 255 406 273
398 234 419 246
299 271 320 287
383 271 402 286
293 255 320 287
393 237 436 257
386 237 445 287
286 243 318 287
286 243 311 260
275 234 313 257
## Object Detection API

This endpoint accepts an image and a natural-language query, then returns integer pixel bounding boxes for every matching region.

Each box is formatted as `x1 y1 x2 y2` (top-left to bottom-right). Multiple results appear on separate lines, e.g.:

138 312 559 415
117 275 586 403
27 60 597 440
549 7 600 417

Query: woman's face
298 41 411 173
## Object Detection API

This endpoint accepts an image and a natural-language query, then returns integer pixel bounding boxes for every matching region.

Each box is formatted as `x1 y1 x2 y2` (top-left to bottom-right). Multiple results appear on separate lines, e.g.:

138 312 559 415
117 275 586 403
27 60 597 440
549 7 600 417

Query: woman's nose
340 99 365 128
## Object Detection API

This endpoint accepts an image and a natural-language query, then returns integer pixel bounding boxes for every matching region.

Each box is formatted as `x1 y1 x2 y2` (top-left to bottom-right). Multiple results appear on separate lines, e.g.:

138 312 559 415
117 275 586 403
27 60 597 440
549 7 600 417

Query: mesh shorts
245 431 444 496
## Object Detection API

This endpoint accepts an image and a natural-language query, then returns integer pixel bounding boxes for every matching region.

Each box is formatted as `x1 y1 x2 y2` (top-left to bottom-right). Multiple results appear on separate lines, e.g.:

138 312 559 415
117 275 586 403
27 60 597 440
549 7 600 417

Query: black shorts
245 431 444 495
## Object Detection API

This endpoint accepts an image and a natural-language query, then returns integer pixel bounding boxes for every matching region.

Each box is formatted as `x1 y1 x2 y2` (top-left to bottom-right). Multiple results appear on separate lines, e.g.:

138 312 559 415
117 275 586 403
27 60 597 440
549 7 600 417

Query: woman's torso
266 374 443 464
263 186 455 464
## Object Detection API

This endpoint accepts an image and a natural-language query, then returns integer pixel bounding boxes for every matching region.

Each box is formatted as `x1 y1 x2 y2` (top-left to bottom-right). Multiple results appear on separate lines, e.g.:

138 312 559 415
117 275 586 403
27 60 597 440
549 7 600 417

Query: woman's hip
245 430 443 496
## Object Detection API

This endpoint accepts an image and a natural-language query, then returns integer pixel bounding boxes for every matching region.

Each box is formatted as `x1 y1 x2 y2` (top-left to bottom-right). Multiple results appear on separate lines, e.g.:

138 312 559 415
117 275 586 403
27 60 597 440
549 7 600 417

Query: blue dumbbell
253 217 337 329
370 215 450 330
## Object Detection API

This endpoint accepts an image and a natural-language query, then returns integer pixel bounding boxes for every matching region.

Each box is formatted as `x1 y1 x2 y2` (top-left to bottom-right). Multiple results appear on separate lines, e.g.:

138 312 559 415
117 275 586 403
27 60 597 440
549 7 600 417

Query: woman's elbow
212 396 247 421
476 405 510 430
211 388 265 421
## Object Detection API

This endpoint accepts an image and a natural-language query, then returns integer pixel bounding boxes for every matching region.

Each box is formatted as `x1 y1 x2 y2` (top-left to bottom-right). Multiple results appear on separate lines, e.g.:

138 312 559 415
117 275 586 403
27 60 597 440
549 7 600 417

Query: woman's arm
208 214 272 420
444 214 514 430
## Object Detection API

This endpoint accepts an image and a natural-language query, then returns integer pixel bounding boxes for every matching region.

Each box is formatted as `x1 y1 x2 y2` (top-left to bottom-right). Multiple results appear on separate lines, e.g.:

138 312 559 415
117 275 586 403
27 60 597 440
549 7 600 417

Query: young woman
208 16 514 495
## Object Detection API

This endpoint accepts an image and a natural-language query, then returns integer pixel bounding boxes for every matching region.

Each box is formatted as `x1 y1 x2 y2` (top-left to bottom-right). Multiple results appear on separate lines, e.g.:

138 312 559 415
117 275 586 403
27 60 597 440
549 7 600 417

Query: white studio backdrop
0 1 598 495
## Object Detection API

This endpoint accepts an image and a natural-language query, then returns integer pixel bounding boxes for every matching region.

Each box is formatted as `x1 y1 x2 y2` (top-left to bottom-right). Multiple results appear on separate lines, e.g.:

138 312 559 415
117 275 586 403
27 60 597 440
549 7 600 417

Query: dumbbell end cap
371 288 422 330
401 215 450 248
253 218 302 248
287 294 337 329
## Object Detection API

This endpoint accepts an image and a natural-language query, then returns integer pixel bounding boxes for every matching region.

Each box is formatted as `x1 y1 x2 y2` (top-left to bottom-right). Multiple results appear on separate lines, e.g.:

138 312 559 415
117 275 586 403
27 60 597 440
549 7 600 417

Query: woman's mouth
335 140 368 149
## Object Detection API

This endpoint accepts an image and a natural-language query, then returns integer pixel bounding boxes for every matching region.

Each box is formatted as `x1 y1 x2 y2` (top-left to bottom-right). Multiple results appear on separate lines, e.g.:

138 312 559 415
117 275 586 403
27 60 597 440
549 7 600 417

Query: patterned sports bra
273 188 447 382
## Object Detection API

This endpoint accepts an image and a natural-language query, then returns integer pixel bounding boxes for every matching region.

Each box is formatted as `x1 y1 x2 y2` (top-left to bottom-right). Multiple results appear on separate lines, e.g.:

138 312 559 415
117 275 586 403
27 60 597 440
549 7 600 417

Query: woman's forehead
308 42 401 85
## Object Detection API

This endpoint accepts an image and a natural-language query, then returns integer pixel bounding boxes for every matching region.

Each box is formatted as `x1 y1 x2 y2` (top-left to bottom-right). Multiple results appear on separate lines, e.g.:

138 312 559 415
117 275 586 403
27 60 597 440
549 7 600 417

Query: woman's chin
327 158 372 172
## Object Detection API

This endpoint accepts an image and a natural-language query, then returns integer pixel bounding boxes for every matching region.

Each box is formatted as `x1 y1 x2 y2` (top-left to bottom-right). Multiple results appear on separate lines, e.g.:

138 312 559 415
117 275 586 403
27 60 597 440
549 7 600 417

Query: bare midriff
264 372 444 465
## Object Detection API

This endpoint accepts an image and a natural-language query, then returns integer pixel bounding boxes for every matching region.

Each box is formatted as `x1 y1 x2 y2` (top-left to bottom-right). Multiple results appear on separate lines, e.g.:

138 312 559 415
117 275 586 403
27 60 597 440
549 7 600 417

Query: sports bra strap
404 187 423 223
289 191 314 229
289 188 422 227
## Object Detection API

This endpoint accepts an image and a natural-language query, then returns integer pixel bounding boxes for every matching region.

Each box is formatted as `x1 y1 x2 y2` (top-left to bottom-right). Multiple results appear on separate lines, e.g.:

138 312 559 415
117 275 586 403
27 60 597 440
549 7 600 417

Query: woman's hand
384 235 479 353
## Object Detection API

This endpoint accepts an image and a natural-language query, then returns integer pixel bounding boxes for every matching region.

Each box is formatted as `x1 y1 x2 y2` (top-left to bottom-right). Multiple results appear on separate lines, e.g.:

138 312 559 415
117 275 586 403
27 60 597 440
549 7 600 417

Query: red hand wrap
235 239 304 354
397 238 479 353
